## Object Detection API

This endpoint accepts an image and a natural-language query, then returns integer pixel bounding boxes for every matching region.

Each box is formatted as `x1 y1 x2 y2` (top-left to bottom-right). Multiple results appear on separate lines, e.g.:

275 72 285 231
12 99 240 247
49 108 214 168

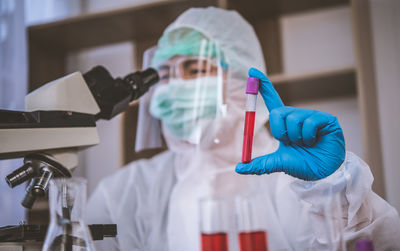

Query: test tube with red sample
238 231 268 251
200 198 230 251
236 197 268 251
242 77 260 163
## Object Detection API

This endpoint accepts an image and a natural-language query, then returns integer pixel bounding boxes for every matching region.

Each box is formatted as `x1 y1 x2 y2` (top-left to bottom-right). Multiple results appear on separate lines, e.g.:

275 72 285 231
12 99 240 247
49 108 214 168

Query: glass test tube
242 77 259 163
236 196 268 251
199 198 230 251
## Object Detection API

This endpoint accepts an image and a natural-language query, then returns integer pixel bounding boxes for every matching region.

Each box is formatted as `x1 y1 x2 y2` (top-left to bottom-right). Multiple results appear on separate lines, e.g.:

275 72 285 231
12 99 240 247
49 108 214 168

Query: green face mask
149 77 219 142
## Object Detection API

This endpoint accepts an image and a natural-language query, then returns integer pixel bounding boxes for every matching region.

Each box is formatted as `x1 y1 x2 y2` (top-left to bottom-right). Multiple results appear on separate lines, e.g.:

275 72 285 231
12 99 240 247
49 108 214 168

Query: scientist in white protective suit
86 7 400 251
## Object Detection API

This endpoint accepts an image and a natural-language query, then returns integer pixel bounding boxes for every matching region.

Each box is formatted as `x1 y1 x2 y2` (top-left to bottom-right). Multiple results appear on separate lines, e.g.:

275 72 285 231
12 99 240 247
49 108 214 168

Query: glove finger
302 111 334 146
235 151 282 175
269 106 295 145
249 67 284 112
286 109 315 145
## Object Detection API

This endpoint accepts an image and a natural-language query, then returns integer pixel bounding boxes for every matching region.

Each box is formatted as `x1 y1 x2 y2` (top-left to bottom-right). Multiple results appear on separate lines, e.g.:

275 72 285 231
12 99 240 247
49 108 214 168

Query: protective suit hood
135 7 272 163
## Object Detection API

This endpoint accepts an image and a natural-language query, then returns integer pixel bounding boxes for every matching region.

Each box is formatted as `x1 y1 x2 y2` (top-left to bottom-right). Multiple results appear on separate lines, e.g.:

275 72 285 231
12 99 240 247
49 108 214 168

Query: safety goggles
155 56 221 84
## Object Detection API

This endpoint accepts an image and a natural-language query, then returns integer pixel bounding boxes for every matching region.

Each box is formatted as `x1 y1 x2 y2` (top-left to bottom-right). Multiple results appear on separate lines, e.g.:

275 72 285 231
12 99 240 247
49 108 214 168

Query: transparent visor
143 39 228 144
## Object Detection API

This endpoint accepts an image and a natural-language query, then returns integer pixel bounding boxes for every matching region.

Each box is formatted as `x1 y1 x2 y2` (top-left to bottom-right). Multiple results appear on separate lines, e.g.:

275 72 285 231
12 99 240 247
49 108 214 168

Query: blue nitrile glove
235 68 345 181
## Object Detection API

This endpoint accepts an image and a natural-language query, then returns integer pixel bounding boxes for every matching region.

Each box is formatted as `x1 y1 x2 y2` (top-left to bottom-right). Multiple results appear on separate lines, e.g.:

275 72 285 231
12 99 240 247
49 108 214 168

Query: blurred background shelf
227 0 349 19
28 0 218 91
270 66 354 85
271 66 356 103
28 0 218 51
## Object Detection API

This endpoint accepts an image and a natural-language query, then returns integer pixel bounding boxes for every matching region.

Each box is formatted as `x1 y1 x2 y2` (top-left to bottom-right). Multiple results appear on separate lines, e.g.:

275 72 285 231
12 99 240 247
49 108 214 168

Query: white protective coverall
86 7 400 251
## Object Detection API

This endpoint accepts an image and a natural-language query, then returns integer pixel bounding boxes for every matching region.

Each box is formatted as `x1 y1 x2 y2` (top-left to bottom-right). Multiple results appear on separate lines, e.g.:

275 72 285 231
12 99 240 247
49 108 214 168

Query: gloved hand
235 68 346 180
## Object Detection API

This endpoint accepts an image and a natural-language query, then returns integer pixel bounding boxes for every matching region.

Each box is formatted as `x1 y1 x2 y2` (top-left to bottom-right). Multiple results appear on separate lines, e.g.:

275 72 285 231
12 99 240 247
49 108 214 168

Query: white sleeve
86 182 119 251
289 151 400 250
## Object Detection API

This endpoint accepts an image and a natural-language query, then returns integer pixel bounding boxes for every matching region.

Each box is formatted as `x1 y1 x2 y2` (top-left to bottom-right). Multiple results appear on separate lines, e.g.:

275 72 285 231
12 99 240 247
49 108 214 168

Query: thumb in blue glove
235 68 346 181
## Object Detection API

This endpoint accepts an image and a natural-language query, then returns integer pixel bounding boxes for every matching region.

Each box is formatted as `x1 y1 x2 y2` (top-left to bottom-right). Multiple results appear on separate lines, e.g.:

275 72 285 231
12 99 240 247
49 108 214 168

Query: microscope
0 66 159 249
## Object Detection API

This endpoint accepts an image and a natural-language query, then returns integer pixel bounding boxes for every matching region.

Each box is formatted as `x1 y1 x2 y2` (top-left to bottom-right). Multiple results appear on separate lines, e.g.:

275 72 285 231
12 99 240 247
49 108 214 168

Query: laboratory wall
66 42 136 195
0 0 27 225
24 0 82 25
280 6 355 74
83 0 160 13
24 0 148 25
279 6 363 158
369 0 400 211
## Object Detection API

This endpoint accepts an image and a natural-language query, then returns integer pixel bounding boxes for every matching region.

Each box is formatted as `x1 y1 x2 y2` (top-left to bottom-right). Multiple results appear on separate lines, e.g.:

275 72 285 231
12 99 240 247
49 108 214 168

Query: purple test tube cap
355 240 374 251
246 77 259 95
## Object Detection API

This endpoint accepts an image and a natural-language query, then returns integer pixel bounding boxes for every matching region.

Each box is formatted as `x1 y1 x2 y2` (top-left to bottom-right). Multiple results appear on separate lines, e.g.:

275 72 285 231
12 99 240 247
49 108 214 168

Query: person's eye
160 74 169 80
189 68 208 76
189 69 200 75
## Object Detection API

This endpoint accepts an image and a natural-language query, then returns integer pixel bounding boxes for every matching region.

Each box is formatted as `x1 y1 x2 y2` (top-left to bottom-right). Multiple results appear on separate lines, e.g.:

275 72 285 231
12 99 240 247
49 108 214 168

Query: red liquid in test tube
238 231 268 251
243 111 256 163
201 232 229 251
242 77 259 163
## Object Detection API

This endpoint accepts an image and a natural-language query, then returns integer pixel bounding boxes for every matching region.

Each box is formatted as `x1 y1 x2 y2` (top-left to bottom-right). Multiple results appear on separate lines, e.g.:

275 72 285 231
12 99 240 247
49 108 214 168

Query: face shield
136 30 228 151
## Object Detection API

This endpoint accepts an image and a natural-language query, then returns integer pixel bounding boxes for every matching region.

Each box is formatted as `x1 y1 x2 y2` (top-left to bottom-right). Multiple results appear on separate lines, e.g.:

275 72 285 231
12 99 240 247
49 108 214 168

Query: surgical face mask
149 77 219 143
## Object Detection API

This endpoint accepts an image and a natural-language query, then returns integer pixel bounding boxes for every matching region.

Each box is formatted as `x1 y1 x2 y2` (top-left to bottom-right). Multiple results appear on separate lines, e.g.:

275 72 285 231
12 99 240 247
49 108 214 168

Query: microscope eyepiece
123 67 159 101
83 66 160 120
141 68 159 86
